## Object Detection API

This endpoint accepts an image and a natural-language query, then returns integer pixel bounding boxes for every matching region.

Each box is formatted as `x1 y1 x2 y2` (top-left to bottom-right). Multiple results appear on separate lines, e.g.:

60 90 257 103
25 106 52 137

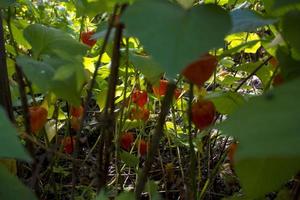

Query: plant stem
97 5 126 190
234 56 272 92
186 82 197 200
0 12 14 122
115 37 130 189
71 5 119 198
135 82 176 199
199 151 228 200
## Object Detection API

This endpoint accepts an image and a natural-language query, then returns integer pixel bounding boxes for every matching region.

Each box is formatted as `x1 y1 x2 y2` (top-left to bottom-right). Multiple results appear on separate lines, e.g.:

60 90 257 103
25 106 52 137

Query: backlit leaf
0 108 31 161
0 165 37 200
123 0 231 78
218 78 300 198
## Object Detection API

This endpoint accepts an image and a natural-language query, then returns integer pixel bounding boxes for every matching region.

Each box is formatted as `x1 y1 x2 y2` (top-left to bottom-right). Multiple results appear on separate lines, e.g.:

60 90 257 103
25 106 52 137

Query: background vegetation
0 0 299 199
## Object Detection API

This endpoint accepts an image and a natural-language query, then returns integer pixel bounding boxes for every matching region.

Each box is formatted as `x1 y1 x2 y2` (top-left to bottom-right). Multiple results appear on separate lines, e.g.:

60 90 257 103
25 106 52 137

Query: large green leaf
230 9 276 34
263 0 300 16
235 158 300 198
16 56 55 92
228 0 256 6
120 151 139 168
74 0 113 17
206 91 245 114
225 32 261 54
176 0 194 9
237 60 273 87
281 10 300 54
0 165 37 200
129 53 163 84
221 40 261 57
74 0 133 17
276 47 300 81
0 0 15 8
42 56 85 106
218 78 300 198
122 0 231 78
51 76 83 106
23 24 88 58
11 20 31 49
115 192 135 200
205 0 228 6
272 0 300 11
0 108 31 161
95 190 109 200
17 56 85 105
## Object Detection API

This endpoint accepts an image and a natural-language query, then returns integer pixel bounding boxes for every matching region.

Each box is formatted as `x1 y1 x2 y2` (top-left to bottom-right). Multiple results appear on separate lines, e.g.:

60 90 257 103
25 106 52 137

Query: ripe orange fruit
182 53 218 86
120 132 134 151
80 31 97 47
70 105 84 118
29 106 48 134
153 79 183 100
70 116 81 131
113 15 121 27
140 108 150 121
165 162 175 182
174 88 183 100
227 142 238 165
269 57 279 67
272 74 284 86
191 100 216 130
138 139 148 156
152 79 168 97
62 136 76 154
132 90 148 108
129 107 150 122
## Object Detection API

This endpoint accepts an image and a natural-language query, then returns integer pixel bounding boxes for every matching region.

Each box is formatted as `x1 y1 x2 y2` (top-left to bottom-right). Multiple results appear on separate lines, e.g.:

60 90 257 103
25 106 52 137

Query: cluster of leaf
1 0 300 200
123 1 300 199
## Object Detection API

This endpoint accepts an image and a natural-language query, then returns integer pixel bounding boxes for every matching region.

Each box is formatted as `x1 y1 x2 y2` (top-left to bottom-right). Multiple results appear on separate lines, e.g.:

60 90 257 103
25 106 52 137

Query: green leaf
95 190 109 200
11 20 31 49
230 9 276 34
24 24 88 58
206 91 245 114
144 180 161 200
0 0 15 8
115 192 135 200
0 108 31 161
281 10 300 54
129 53 163 84
225 32 261 54
218 75 240 86
44 56 85 106
222 193 248 200
276 47 300 81
221 40 261 57
121 119 142 130
74 0 114 17
219 57 235 68
235 158 300 199
17 55 85 105
237 61 273 87
122 0 231 78
50 77 83 106
228 0 256 6
176 0 194 9
16 56 55 92
0 165 37 200
205 0 228 6
275 188 293 200
218 78 300 198
272 0 300 9
120 151 139 168
265 0 300 16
